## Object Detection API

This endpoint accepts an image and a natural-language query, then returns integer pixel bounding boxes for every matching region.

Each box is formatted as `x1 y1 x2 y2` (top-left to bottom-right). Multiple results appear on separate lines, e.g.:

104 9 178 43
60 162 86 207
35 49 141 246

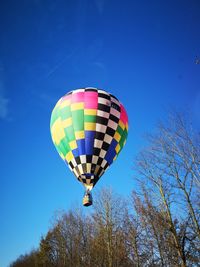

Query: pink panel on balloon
84 92 98 109
120 104 128 124
71 92 85 103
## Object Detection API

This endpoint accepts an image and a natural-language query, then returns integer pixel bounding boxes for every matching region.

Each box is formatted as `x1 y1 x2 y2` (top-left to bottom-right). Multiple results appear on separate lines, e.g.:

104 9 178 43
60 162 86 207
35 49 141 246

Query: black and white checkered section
68 155 105 186
68 88 121 188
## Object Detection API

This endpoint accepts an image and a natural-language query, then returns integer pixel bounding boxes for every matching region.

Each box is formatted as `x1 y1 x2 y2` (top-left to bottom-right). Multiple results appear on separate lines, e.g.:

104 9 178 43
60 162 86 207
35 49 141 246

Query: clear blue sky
0 1 199 266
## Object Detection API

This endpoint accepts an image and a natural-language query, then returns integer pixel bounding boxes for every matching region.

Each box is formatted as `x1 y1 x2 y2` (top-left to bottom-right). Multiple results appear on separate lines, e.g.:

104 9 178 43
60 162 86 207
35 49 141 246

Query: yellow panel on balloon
115 144 121 153
84 109 97 115
62 117 72 128
59 99 71 109
114 132 121 142
119 120 125 130
65 151 73 162
71 102 84 111
69 140 77 150
75 131 85 139
85 122 96 131
51 118 65 145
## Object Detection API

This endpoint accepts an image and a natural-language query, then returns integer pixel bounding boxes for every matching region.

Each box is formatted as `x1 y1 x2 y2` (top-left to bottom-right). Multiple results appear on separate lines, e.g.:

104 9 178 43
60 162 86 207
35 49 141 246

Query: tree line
10 113 200 267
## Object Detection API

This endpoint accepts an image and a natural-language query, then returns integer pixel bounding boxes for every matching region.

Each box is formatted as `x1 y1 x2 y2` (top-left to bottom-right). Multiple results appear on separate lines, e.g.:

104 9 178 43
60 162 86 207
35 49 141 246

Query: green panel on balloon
57 140 68 157
119 132 126 148
64 126 76 142
84 115 96 123
50 110 59 127
60 106 71 120
71 110 84 131
116 124 124 137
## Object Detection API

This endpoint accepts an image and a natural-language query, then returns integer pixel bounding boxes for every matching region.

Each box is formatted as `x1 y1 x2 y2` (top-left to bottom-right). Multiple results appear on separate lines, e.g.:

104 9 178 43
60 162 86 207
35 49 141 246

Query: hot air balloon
50 87 128 206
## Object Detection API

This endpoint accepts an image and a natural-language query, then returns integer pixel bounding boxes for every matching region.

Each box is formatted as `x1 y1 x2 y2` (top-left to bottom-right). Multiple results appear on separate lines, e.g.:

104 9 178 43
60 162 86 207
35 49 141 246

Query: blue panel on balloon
85 131 95 155
85 131 95 140
85 138 94 154
72 148 79 157
105 139 117 164
77 139 85 155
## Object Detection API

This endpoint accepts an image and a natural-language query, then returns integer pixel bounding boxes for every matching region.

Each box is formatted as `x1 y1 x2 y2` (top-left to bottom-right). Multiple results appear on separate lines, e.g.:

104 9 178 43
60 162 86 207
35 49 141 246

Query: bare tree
92 188 132 267
135 112 200 266
10 250 40 267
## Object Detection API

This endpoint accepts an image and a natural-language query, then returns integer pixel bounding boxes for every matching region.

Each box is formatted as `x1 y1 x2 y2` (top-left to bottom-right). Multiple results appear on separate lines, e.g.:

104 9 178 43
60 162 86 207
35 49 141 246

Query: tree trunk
159 185 187 267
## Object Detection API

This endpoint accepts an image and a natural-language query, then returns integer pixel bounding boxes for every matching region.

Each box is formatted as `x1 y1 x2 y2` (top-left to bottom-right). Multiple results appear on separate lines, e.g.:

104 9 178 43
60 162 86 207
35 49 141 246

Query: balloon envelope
50 88 128 191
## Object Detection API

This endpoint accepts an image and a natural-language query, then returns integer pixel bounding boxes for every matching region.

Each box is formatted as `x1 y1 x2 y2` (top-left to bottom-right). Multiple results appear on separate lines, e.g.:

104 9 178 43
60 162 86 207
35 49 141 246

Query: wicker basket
83 192 93 206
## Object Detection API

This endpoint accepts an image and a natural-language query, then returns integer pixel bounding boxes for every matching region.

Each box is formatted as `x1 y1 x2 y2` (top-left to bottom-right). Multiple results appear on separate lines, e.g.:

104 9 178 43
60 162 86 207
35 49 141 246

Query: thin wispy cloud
45 49 77 78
